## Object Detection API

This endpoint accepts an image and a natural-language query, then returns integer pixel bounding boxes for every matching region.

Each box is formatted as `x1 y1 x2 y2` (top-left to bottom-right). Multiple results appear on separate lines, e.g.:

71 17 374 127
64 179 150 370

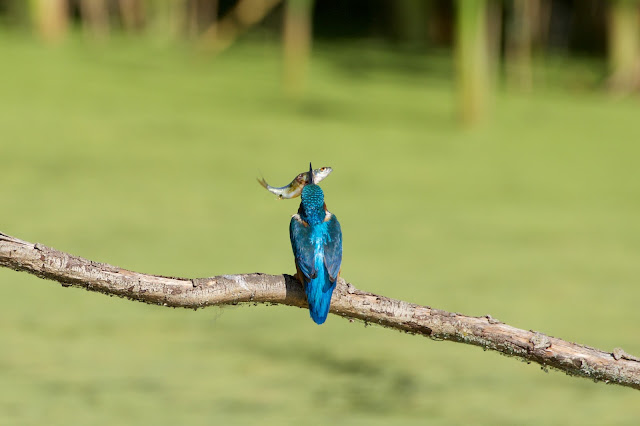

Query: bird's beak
308 162 314 184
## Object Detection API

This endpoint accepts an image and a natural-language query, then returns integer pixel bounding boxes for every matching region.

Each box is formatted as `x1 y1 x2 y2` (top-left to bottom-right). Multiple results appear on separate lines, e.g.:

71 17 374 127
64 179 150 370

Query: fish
258 166 333 199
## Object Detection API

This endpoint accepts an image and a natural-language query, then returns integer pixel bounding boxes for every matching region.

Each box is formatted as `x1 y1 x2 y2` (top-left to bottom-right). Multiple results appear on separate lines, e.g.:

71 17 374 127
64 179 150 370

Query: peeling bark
1 231 639 391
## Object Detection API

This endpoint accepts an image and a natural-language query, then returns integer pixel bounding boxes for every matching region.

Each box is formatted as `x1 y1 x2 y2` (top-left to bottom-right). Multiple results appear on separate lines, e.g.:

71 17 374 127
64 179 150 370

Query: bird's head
301 162 325 217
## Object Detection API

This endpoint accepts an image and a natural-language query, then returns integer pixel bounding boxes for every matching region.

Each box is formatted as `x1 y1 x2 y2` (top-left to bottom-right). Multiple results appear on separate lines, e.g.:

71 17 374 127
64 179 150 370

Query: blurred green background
1 1 640 425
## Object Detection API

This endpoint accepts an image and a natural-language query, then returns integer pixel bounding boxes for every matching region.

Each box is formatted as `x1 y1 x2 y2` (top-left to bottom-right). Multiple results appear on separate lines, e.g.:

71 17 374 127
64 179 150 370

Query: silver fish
258 167 333 199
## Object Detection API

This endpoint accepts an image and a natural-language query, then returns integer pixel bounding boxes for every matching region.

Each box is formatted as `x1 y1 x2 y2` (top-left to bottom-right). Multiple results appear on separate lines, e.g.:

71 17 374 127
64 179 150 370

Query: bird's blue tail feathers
304 268 336 325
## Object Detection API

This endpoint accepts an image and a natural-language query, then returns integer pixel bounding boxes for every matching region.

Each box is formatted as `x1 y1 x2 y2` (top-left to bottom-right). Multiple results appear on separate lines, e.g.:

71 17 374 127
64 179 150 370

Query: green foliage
0 36 639 425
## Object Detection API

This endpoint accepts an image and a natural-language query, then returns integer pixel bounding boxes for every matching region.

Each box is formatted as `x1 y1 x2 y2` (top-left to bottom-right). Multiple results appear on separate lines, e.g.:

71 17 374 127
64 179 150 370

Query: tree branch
199 0 282 53
1 230 639 391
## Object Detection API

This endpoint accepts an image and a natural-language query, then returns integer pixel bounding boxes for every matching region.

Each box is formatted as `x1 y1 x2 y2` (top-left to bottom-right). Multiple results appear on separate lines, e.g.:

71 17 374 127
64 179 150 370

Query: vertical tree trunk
282 0 314 98
187 0 218 38
607 0 640 92
118 0 145 32
506 0 536 91
80 0 111 40
536 0 552 49
188 0 200 38
486 0 503 89
455 0 489 125
145 0 186 40
30 0 68 42
201 0 219 38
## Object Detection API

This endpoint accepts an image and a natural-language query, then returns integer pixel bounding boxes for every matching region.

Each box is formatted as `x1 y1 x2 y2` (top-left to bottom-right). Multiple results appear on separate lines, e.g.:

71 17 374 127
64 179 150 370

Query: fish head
313 166 333 184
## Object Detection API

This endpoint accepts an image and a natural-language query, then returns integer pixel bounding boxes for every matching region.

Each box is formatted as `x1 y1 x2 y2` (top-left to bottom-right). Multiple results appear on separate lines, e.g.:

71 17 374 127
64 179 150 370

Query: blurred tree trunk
188 0 202 37
118 0 145 32
607 0 640 92
283 0 314 97
187 0 218 38
486 0 502 88
537 0 552 49
505 0 537 91
29 0 68 42
145 0 187 40
455 0 489 125
201 0 282 52
80 0 110 40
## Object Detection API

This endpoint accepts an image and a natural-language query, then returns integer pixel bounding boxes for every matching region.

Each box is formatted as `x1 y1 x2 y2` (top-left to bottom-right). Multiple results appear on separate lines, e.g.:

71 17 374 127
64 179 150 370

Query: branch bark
1 231 639 391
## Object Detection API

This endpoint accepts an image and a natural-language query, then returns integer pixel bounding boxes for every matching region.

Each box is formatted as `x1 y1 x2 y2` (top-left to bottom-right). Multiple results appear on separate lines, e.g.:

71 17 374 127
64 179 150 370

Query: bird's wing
290 216 317 280
323 214 342 284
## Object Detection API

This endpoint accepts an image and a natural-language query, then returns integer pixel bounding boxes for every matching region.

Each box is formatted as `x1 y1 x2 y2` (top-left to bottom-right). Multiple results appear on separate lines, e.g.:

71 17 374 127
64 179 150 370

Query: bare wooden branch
1 230 639 391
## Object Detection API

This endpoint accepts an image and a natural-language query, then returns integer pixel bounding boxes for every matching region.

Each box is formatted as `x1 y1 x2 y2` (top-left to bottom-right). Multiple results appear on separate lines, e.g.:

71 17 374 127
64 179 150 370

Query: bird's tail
305 273 336 325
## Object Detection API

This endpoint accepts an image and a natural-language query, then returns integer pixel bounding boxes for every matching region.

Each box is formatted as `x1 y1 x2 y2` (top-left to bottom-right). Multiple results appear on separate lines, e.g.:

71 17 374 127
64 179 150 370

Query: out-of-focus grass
1 34 639 425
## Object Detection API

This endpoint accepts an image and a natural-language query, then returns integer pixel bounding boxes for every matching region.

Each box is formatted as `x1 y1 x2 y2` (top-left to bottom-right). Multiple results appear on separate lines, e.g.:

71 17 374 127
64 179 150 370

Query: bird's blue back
290 184 342 324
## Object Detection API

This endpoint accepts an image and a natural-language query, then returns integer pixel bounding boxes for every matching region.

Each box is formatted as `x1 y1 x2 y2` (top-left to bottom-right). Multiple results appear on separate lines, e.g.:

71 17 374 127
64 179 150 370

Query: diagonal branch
1 230 639 391
199 0 282 53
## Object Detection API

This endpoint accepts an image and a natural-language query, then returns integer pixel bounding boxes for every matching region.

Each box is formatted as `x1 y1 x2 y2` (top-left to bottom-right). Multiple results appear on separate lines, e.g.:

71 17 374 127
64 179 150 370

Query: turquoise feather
289 178 342 324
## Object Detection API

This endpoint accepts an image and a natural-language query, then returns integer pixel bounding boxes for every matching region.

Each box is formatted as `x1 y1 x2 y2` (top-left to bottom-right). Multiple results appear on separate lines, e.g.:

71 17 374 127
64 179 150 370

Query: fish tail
257 177 269 190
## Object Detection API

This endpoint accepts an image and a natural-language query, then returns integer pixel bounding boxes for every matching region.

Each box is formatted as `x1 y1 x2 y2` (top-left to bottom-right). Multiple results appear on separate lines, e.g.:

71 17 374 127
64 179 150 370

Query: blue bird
290 163 343 325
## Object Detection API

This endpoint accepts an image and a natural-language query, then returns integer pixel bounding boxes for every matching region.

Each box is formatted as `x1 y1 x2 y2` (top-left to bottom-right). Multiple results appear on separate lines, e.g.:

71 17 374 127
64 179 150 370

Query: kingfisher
289 163 342 325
